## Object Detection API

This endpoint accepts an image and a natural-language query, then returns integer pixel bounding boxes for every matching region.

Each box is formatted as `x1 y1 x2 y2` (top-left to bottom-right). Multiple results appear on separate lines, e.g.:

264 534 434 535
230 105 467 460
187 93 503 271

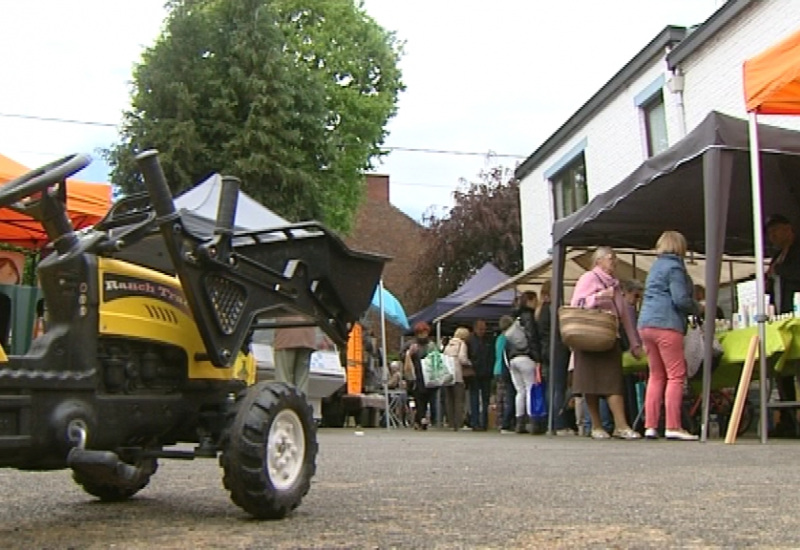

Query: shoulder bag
684 317 723 379
558 304 618 352
560 273 620 352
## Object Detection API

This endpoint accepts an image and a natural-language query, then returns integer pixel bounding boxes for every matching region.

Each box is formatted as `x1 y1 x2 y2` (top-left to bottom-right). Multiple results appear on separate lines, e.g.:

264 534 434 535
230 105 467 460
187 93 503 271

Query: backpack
504 318 528 353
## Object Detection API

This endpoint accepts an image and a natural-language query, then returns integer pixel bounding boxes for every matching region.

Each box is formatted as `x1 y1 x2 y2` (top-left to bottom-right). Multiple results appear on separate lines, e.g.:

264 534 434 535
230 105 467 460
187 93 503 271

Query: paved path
0 428 797 548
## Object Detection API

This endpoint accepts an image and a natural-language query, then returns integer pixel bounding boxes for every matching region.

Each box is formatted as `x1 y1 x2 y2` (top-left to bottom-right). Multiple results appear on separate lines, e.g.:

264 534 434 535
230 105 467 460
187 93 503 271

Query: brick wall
344 174 428 352
365 174 390 203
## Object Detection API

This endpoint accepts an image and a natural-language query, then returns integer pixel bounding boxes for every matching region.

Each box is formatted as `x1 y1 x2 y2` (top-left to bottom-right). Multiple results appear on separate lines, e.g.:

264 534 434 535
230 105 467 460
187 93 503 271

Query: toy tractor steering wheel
0 154 91 208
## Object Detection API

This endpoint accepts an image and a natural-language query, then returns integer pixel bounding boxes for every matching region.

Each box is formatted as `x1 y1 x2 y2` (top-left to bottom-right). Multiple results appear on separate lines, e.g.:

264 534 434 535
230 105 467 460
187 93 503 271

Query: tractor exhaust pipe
61 415 142 487
67 448 141 485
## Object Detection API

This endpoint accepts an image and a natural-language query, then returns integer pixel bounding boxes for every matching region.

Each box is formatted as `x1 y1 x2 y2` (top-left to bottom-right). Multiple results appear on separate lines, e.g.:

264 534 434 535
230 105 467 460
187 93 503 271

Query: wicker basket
558 306 618 352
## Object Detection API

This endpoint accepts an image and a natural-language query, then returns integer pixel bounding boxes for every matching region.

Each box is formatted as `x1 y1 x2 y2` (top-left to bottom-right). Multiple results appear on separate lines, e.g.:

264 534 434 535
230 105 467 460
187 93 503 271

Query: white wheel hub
266 408 305 491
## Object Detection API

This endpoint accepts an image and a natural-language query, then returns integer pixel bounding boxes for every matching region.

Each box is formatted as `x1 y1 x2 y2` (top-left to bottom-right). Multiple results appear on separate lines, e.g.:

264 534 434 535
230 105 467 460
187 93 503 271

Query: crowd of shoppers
395 234 728 440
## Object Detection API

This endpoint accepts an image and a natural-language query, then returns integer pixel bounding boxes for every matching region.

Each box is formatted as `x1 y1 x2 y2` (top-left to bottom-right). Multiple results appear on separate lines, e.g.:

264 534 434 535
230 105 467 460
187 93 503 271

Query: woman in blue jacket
638 231 698 441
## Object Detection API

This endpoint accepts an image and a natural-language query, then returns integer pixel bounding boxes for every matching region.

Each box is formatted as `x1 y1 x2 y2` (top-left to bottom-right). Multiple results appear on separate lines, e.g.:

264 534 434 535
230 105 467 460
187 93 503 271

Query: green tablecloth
622 317 800 388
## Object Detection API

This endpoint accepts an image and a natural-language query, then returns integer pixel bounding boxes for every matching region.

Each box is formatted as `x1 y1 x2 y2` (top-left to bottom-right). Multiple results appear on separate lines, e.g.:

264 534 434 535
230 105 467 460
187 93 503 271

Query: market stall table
622 317 800 389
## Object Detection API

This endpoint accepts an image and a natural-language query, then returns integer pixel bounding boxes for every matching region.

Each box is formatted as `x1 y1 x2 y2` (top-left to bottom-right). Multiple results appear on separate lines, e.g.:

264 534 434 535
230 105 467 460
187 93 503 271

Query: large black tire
72 458 158 502
220 381 318 519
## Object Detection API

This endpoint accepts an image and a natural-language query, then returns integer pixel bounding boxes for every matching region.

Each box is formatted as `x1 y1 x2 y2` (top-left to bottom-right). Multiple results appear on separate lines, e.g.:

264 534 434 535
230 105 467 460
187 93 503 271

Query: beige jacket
443 337 470 384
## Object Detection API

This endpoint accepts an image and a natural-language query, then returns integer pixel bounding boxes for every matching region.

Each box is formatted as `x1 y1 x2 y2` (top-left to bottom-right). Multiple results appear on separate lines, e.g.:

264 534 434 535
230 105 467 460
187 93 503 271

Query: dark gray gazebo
548 111 800 439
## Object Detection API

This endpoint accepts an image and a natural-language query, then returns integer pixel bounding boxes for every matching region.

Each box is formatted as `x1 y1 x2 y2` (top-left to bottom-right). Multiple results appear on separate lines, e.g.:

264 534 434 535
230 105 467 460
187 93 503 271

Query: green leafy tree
105 0 403 233
408 166 523 309
272 0 404 229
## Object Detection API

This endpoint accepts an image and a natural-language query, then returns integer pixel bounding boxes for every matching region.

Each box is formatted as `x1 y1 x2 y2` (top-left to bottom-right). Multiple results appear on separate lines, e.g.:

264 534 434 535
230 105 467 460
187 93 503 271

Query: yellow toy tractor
0 151 385 518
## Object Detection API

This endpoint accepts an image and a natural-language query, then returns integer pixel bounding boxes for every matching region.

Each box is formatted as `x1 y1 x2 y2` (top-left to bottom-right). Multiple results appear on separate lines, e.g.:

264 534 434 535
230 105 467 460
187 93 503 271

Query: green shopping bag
421 349 454 387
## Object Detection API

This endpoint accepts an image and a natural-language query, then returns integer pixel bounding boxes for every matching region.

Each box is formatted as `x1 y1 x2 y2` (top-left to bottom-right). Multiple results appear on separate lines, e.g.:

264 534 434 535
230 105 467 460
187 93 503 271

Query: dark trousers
501 371 517 430
414 384 436 426
549 356 570 431
469 377 492 429
444 383 465 430
776 374 798 434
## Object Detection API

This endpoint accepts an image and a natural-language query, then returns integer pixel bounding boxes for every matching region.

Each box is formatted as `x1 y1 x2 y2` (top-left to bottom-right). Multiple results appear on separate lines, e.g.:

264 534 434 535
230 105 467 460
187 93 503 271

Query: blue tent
371 285 409 330
408 263 516 327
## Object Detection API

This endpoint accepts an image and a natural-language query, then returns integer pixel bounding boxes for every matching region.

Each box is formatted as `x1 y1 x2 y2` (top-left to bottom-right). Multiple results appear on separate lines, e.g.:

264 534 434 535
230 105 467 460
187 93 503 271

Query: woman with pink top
570 246 643 440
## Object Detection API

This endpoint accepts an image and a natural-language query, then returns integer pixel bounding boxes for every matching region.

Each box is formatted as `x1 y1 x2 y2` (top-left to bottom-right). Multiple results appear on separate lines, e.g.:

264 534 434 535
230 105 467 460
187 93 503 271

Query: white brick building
517 0 800 267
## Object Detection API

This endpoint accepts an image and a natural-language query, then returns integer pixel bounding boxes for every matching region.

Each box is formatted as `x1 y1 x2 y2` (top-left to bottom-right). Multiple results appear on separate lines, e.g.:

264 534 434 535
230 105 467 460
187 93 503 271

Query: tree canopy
105 0 404 233
408 166 523 309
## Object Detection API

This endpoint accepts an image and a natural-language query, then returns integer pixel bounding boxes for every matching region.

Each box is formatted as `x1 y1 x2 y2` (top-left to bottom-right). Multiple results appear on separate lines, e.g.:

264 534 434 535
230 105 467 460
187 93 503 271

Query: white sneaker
665 429 699 441
555 428 577 436
644 428 659 440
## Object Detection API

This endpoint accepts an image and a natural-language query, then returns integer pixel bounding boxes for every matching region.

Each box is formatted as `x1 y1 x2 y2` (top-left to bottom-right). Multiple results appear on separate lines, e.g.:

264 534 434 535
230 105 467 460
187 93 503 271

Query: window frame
642 91 668 157
549 151 588 221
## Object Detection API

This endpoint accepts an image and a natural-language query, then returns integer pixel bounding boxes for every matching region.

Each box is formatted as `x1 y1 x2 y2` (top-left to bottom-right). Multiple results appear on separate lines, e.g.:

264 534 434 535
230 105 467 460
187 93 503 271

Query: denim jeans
469 377 492 429
582 397 613 433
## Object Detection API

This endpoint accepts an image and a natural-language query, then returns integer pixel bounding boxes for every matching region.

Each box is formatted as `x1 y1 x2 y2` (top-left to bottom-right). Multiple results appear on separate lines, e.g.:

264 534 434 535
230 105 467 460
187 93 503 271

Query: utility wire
0 112 527 159
0 112 117 128
390 181 461 189
383 146 526 159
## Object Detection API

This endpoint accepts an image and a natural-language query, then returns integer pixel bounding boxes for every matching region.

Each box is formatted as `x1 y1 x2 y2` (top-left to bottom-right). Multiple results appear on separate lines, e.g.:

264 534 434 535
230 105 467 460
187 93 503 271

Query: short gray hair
593 246 614 265
621 279 643 293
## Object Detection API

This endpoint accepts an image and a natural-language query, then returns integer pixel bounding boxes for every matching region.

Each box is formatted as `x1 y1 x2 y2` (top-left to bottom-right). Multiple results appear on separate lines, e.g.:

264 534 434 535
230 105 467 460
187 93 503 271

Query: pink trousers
640 327 686 431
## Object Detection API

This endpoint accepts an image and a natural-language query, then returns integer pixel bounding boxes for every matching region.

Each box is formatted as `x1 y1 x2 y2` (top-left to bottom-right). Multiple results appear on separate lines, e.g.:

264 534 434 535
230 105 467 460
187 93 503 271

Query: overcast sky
0 0 722 222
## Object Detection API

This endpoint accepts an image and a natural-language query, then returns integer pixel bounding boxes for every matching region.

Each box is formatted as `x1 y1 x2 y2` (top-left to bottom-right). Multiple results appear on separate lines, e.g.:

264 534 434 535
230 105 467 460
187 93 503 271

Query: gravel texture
0 428 797 549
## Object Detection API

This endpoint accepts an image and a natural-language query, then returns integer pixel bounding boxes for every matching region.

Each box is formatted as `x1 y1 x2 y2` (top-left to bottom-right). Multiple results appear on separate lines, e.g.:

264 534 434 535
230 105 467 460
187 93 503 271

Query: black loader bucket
135 151 387 368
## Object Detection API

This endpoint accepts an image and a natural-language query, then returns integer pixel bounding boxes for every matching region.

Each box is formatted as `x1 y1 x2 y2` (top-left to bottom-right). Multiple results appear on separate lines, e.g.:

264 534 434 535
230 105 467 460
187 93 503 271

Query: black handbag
618 330 630 352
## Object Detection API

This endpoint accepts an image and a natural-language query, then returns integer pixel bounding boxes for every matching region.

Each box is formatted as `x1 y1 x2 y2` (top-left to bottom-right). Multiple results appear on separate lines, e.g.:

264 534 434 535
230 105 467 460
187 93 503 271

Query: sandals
613 427 642 440
592 427 643 440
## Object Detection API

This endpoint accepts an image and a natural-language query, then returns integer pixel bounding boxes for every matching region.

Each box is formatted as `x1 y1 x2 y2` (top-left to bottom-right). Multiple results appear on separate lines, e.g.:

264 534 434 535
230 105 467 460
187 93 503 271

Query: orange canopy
744 27 800 114
0 153 112 248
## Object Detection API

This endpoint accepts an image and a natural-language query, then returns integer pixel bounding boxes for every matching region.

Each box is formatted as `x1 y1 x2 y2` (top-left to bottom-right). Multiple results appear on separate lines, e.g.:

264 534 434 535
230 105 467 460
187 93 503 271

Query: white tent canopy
175 173 289 229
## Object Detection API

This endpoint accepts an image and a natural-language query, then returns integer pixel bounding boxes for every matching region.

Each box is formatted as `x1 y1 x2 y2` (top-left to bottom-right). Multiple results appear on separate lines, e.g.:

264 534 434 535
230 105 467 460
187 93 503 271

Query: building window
551 152 588 220
643 91 668 157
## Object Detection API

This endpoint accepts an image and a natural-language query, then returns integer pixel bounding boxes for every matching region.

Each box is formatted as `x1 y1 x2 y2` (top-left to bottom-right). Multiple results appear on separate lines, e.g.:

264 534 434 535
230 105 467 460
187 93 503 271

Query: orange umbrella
0 153 112 248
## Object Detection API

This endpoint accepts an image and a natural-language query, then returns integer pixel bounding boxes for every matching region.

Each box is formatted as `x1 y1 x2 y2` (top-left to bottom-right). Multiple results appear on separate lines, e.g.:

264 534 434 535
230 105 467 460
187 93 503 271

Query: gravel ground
0 428 797 549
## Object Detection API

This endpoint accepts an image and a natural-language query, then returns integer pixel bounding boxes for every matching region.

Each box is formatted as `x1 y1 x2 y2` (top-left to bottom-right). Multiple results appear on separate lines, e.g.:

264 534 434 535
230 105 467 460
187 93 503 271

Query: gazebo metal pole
729 261 736 314
436 320 442 427
701 148 732 442
379 280 391 430
748 112 769 444
548 244 566 435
